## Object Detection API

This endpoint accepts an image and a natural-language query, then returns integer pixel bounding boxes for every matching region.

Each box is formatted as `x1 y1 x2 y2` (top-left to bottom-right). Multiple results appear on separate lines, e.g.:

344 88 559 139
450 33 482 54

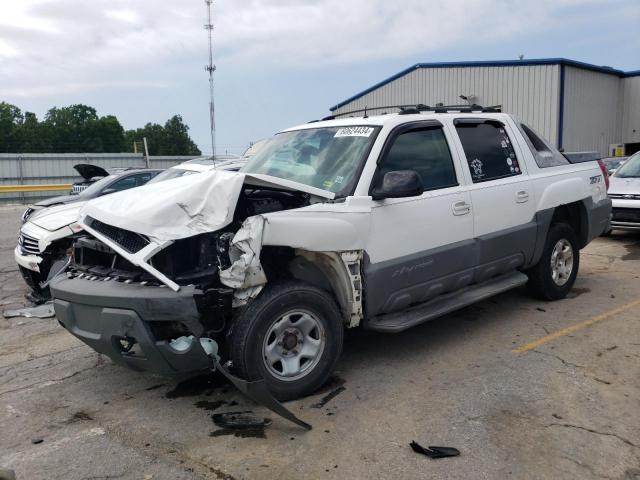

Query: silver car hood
608 175 640 195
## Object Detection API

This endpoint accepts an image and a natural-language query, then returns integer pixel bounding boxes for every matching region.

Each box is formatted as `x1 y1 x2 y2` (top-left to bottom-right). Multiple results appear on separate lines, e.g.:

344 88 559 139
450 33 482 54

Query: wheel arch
549 200 589 248
260 247 363 328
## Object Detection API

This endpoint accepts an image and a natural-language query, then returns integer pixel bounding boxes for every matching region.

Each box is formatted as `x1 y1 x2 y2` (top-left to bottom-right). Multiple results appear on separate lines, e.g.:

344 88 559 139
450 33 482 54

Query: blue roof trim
330 58 638 111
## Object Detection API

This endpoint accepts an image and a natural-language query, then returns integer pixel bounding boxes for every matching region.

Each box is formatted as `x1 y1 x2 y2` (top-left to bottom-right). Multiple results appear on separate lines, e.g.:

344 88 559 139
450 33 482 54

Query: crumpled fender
219 216 268 305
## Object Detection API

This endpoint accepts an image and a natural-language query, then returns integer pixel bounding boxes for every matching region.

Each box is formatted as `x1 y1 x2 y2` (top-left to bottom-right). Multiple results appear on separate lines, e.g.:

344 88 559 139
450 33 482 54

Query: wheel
526 223 580 301
227 280 344 401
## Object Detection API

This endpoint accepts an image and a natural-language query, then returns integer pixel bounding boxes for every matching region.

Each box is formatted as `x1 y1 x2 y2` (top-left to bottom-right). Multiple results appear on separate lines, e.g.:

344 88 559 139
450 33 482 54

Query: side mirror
371 170 423 201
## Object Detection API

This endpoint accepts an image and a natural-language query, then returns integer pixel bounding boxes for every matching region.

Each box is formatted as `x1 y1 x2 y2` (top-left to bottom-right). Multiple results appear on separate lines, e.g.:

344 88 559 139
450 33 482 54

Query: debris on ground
410 441 460 459
210 411 272 438
311 386 346 409
0 468 16 480
3 301 55 319
212 411 271 430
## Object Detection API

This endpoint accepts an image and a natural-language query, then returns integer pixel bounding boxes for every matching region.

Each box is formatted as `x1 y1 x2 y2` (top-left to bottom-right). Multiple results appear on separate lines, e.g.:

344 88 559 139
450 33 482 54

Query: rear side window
521 124 550 153
379 127 458 191
455 121 521 183
517 123 569 168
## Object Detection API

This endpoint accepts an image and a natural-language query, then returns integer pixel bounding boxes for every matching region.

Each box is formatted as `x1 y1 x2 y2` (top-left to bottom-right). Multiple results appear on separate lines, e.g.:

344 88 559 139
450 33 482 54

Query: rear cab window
454 120 521 183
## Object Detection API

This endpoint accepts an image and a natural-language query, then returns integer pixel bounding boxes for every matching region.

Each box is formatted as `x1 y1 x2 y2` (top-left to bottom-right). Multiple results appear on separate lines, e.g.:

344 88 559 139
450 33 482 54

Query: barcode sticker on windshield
334 127 374 138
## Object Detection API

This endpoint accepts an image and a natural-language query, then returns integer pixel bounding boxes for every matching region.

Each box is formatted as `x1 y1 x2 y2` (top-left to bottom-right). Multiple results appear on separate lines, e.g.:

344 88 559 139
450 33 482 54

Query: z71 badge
590 175 602 184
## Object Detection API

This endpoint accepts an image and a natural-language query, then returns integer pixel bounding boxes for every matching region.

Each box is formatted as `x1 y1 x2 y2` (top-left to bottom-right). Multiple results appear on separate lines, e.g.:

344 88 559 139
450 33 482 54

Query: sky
0 0 639 155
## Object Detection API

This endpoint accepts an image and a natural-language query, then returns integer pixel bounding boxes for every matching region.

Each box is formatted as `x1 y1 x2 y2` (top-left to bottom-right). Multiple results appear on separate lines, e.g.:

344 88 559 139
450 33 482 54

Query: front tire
526 223 580 301
227 281 344 401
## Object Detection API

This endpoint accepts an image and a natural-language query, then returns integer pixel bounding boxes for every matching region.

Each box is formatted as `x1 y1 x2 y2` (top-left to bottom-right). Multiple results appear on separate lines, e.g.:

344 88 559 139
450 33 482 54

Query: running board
364 271 528 333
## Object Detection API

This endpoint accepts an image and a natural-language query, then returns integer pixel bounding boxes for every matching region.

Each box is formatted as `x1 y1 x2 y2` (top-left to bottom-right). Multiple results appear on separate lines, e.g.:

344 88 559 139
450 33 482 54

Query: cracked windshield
241 126 379 194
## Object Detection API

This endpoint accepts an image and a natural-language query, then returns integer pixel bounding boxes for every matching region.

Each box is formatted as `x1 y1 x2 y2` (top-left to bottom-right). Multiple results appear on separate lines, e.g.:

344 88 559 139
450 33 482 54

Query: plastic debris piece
212 357 312 430
212 411 272 430
3 302 55 319
311 386 346 409
410 441 460 459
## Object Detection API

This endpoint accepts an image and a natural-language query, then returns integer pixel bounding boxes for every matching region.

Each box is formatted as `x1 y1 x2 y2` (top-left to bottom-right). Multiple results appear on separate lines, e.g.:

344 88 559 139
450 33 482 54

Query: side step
364 271 528 333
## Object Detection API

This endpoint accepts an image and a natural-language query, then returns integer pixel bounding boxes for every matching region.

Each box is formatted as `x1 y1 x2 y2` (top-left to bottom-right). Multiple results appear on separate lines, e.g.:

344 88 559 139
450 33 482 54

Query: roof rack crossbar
330 103 501 118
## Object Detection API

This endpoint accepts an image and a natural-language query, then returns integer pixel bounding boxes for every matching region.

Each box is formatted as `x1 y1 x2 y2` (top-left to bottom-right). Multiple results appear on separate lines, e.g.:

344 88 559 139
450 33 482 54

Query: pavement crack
533 349 585 369
547 422 638 449
0 360 100 398
560 455 613 480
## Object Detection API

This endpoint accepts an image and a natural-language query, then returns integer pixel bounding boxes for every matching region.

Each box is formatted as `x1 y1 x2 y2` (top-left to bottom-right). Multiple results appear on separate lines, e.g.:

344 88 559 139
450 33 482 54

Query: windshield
241 126 379 195
147 168 200 184
613 152 640 178
79 175 117 197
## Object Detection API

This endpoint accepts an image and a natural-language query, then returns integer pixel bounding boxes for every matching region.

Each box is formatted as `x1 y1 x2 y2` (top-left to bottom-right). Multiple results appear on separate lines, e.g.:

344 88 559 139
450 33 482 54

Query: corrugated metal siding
0 154 198 203
332 65 561 145
622 76 640 145
562 66 623 156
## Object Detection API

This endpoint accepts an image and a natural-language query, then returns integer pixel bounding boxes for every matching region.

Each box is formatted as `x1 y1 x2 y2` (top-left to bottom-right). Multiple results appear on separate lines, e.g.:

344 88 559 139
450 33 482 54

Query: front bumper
14 246 43 272
610 199 640 231
50 275 213 375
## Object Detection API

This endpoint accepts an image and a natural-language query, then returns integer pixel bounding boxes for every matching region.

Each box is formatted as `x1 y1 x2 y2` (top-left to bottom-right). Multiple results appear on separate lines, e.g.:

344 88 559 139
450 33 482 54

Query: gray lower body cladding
50 276 212 375
363 221 536 318
588 198 612 240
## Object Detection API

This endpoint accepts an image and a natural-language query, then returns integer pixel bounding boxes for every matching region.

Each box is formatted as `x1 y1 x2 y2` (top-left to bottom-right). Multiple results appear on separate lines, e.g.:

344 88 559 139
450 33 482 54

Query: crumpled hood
30 202 85 231
609 175 640 195
79 169 334 242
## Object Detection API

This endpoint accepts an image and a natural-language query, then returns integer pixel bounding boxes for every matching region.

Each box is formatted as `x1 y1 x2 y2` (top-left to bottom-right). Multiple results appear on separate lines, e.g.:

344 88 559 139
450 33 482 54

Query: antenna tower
204 0 216 158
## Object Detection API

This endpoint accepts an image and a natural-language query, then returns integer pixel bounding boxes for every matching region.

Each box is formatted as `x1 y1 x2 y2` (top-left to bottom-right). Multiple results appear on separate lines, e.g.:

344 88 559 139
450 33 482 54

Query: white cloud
0 0 635 98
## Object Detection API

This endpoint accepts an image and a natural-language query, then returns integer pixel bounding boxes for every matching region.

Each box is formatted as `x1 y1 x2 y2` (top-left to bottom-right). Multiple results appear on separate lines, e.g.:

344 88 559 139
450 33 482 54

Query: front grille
609 193 640 200
18 232 40 255
72 184 88 194
85 217 149 253
612 208 640 223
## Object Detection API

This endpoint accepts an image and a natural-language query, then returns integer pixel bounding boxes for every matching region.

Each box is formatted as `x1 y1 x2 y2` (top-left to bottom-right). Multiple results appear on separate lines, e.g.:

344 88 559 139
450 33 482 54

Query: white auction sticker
334 126 375 138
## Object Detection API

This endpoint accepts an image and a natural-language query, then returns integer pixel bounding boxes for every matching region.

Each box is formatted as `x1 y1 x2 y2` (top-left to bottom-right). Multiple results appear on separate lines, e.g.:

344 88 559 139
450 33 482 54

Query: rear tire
227 280 343 401
526 223 580 301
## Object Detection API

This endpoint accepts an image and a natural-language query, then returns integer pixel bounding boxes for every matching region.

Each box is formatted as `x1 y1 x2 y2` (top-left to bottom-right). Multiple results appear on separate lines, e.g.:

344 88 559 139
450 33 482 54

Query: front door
364 121 475 317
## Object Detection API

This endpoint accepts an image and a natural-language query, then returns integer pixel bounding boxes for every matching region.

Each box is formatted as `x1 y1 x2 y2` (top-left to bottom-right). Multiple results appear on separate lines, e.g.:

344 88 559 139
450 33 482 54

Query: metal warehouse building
329 58 640 157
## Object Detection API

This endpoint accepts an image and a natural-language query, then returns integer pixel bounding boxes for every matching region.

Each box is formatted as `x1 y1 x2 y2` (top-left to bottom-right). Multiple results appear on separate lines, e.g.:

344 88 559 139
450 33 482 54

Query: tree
124 116 201 156
0 102 23 153
0 101 201 155
161 115 201 155
18 112 53 153
44 104 99 152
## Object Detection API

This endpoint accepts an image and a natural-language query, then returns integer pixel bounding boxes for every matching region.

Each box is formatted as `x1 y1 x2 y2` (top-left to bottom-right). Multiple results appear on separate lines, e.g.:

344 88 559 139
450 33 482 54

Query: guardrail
0 184 72 194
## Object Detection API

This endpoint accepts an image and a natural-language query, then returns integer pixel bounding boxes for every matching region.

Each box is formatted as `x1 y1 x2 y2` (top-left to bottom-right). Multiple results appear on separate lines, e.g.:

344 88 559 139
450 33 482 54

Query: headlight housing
21 207 35 224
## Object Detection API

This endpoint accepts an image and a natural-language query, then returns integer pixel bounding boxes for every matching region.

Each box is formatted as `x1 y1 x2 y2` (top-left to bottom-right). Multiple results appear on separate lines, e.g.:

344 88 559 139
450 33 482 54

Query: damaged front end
51 181 312 373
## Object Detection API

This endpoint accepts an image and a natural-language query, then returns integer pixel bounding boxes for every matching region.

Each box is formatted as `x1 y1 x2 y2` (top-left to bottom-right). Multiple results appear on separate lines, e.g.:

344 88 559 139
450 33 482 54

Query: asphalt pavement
1 204 639 480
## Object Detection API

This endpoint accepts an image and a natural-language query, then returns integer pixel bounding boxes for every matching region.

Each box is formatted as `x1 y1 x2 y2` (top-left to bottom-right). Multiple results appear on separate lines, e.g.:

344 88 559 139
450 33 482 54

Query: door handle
516 191 529 203
452 201 471 216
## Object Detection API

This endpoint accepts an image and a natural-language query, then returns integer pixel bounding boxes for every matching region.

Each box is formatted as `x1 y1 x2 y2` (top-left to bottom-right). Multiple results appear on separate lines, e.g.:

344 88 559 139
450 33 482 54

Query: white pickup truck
50 107 611 402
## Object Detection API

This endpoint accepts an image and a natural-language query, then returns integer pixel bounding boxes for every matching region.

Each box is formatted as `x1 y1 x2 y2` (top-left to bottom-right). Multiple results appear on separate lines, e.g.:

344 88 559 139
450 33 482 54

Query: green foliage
123 115 201 155
0 101 201 155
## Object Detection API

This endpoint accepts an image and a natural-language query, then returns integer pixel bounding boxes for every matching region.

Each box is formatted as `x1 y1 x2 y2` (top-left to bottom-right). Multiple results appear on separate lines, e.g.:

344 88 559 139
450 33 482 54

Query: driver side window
378 127 458 191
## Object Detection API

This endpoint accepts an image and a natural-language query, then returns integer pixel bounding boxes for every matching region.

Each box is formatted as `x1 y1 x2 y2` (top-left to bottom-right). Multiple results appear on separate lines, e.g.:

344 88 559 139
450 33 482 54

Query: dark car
22 168 162 223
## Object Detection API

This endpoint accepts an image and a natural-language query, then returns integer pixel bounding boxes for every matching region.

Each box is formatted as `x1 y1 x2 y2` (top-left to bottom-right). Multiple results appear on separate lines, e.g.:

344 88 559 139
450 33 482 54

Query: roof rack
325 103 502 120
